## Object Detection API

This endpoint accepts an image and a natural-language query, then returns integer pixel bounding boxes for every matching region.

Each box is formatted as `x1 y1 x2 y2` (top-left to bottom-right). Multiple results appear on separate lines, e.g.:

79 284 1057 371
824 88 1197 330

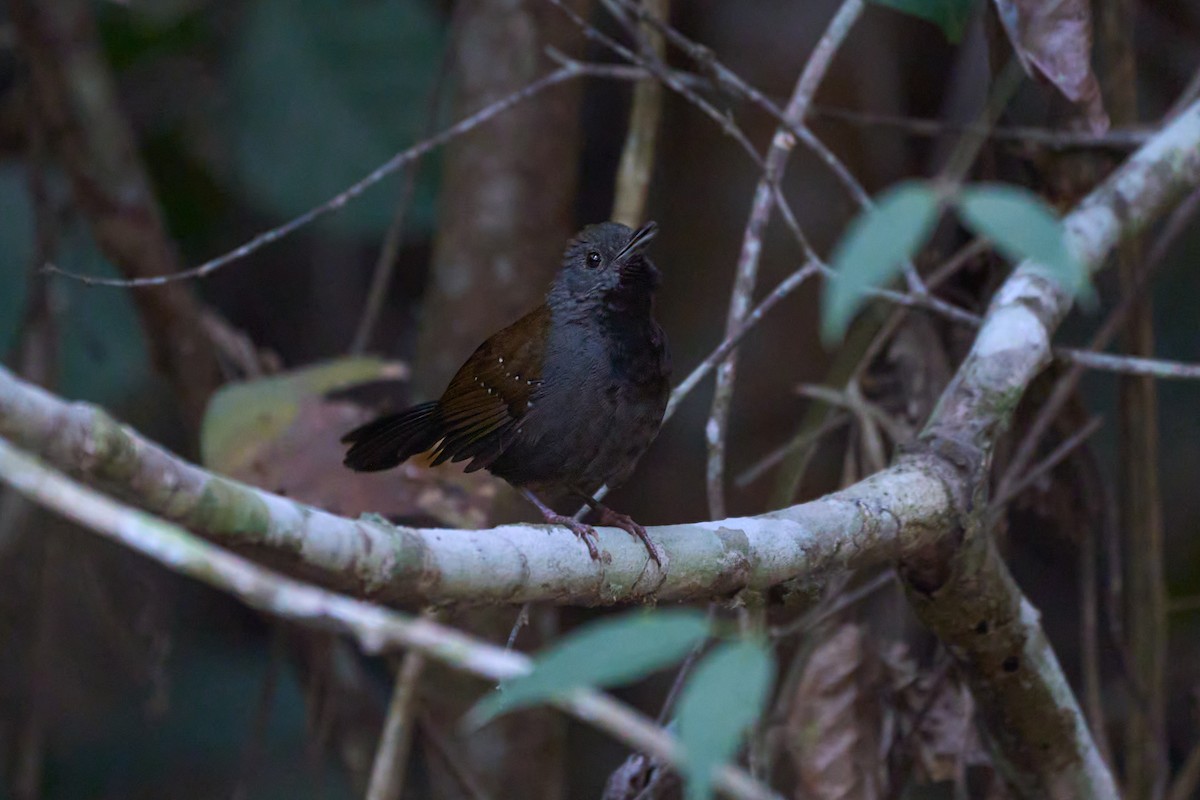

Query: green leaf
677 639 775 800
870 0 977 42
226 0 444 239
956 184 1088 296
470 610 710 725
821 181 939 344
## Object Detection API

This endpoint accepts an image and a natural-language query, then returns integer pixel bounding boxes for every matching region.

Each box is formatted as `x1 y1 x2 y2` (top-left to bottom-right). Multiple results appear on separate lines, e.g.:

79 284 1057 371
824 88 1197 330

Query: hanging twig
44 63 597 288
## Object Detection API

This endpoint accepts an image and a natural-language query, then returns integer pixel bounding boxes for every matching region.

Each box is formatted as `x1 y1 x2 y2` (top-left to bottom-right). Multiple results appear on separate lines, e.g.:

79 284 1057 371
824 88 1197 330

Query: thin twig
810 105 1150 150
665 262 820 421
795 383 910 450
767 569 894 639
505 602 531 651
547 0 816 258
1053 349 1200 380
0 437 781 800
705 0 865 519
366 609 440 800
735 412 849 489
655 603 717 726
610 0 875 224
45 63 594 288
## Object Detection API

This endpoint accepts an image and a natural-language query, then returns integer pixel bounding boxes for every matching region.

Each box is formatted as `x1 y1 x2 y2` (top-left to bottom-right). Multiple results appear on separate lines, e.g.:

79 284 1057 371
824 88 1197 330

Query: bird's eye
586 251 601 268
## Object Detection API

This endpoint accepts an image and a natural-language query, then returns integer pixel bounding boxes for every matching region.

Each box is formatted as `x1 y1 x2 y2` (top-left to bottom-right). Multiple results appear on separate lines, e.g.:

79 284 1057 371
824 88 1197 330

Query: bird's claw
597 508 663 566
544 513 602 561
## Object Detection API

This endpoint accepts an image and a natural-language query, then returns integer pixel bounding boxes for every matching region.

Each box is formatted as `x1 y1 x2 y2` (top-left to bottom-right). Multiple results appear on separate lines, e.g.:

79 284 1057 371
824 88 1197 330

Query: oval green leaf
676 639 776 800
956 184 1088 296
469 610 710 726
821 180 939 344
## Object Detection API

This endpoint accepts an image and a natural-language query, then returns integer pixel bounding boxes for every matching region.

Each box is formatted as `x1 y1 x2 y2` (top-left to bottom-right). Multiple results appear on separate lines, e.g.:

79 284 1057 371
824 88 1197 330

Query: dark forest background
1 1 1199 798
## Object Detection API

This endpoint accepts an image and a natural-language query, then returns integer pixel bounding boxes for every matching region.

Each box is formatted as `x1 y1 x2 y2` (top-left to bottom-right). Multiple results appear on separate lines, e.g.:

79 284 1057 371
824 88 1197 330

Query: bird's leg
520 489 601 561
574 491 663 566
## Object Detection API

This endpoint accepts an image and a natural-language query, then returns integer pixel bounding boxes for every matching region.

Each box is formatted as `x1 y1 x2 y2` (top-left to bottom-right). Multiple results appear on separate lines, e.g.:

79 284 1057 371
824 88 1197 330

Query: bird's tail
341 401 444 472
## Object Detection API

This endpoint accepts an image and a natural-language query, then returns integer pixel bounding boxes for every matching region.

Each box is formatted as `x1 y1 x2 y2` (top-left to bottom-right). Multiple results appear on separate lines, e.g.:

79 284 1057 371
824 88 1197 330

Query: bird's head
551 221 661 304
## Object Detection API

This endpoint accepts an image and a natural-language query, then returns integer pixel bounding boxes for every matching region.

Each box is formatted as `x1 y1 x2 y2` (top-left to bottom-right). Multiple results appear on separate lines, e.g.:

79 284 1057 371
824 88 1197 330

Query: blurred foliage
676 639 775 800
0 166 32 356
0 166 152 407
225 0 445 239
44 629 353 800
822 181 938 343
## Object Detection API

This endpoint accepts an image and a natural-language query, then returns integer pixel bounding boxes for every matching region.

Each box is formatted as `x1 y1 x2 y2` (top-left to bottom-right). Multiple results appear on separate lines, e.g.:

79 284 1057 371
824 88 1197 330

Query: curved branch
0 363 948 605
0 103 1197 607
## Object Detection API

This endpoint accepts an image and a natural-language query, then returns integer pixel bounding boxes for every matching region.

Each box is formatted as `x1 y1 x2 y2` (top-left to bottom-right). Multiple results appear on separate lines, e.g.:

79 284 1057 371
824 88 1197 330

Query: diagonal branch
0 437 780 800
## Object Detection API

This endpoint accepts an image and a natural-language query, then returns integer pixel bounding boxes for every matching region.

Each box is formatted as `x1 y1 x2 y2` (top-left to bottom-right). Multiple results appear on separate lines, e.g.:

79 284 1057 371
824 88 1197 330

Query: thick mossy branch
0 368 950 605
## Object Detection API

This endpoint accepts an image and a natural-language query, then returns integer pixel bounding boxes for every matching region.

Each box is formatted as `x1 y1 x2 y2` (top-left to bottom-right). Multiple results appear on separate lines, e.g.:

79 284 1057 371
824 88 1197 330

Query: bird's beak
617 221 658 260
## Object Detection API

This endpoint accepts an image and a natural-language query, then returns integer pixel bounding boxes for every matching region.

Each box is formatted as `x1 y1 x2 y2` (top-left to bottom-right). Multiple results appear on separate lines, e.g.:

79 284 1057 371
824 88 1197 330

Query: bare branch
0 360 944 605
43 64 592 288
1054 348 1200 380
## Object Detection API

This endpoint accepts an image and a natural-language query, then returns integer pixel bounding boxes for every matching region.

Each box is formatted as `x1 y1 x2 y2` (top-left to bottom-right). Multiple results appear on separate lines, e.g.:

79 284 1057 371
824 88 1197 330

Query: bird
342 221 670 564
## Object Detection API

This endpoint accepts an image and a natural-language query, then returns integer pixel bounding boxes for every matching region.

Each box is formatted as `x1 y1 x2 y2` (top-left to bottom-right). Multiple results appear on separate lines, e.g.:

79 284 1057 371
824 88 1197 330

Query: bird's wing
431 305 549 471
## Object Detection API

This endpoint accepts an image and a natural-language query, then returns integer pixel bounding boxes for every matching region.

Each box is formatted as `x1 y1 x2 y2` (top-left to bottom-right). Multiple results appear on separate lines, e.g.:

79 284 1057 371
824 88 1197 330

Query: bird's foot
520 489 603 561
596 507 662 566
541 512 602 561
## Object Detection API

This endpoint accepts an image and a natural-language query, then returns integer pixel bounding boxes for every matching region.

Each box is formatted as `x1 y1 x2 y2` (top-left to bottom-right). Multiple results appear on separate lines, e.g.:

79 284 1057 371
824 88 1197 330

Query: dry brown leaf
993 0 1110 133
200 358 495 528
787 624 887 800
883 648 992 788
